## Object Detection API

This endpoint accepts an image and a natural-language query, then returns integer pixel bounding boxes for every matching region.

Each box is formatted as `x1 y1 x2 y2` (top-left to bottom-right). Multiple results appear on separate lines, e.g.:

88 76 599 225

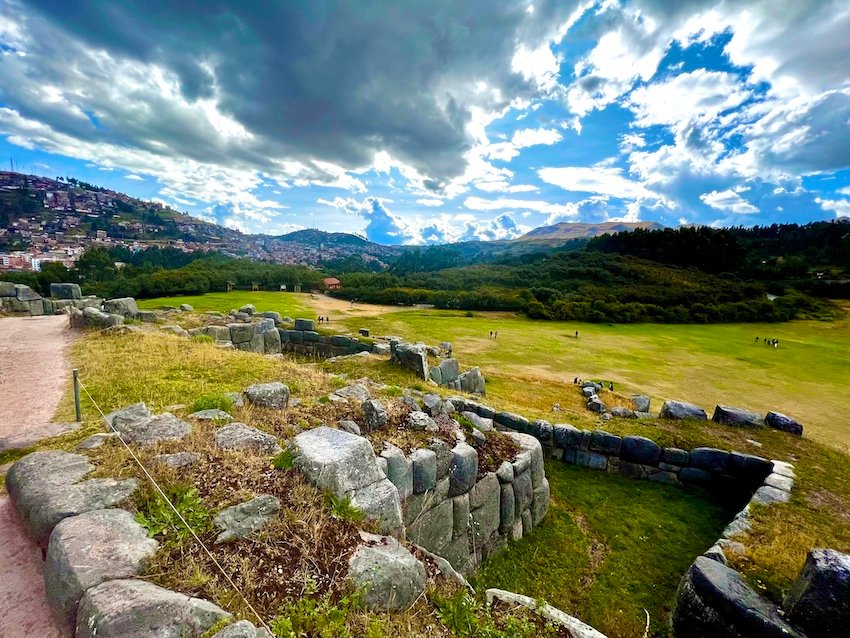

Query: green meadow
127 292 850 637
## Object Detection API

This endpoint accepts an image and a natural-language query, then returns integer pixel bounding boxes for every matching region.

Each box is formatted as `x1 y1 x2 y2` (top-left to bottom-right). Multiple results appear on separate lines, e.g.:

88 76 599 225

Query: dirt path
0 315 76 638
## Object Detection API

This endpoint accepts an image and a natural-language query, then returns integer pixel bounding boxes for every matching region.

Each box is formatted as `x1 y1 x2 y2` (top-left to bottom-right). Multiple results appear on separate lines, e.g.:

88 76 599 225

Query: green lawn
327 306 850 452
137 291 310 319
472 462 735 638
116 293 850 635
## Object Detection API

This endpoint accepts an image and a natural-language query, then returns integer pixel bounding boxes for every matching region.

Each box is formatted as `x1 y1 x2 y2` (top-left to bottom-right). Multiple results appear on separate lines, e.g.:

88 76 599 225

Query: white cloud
627 70 752 130
700 189 759 214
537 166 655 200
474 181 538 193
816 197 850 218
124 174 143 181
416 198 444 207
838 186 850 196
484 127 563 162
463 195 578 217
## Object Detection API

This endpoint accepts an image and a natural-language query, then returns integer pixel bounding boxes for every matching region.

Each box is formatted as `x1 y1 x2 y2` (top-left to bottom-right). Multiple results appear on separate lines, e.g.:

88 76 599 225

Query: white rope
77 380 273 635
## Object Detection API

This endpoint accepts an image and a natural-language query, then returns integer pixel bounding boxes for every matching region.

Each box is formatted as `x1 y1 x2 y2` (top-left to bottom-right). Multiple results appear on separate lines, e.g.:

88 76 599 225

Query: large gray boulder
673 556 804 638
407 498 453 553
712 405 764 428
458 367 486 395
410 448 437 494
448 443 478 497
631 395 651 412
45 509 158 630
75 579 231 638
214 495 280 543
113 413 192 446
215 423 282 455
244 382 290 409
391 342 429 380
689 448 730 473
0 281 16 296
229 323 254 344
406 411 438 432
50 283 82 300
348 534 426 611
203 325 232 342
765 411 804 436
6 451 138 544
784 548 850 636
330 383 370 403
362 399 388 431
437 358 460 384
105 402 153 428
380 444 413 500
349 478 403 533
14 283 41 301
103 297 138 318
79 306 124 328
290 427 382 494
293 318 314 331
660 400 708 420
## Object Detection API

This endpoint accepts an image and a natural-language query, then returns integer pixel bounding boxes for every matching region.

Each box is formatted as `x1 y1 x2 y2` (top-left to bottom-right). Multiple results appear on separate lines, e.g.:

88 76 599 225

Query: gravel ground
0 314 77 637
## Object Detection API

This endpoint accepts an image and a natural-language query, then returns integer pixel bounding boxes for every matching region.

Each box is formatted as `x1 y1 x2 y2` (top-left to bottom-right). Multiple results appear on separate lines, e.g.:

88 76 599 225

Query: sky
1 0 849 245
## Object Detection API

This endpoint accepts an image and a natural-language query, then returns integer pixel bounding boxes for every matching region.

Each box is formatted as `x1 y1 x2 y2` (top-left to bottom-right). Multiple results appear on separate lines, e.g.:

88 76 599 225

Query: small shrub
191 394 233 414
326 493 364 523
465 311 475 317
135 483 212 545
273 448 296 471
192 334 214 344
383 385 403 397
433 590 558 638
318 395 331 404
269 590 362 637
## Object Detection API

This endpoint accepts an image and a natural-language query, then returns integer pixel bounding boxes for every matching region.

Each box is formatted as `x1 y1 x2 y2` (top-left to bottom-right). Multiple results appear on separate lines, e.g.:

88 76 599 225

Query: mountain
519 221 665 242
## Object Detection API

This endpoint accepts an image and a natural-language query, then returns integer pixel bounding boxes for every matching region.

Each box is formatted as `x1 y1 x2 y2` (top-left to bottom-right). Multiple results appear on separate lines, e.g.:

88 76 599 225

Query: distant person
755 336 759 343
494 331 498 339
609 382 614 391
575 330 579 338
574 377 578 384
489 330 493 338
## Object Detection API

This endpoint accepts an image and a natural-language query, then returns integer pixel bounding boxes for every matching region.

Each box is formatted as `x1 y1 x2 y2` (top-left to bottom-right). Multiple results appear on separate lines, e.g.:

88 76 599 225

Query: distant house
322 277 342 290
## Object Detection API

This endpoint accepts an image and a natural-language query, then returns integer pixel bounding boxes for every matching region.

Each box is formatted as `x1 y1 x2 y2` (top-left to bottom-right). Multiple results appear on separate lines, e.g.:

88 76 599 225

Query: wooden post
73 368 81 422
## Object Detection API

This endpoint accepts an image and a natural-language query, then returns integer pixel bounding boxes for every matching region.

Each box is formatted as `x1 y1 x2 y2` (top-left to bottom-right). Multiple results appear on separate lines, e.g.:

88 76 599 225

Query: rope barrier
77 379 273 635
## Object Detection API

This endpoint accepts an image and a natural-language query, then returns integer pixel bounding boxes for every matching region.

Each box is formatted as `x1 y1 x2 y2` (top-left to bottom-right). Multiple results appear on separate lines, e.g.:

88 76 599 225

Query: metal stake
73 369 81 422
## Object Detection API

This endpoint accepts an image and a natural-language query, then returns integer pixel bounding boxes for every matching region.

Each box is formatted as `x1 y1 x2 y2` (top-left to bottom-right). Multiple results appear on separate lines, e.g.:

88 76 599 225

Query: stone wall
446 404 775 495
291 413 550 576
0 280 105 317
390 338 486 395
392 429 548 574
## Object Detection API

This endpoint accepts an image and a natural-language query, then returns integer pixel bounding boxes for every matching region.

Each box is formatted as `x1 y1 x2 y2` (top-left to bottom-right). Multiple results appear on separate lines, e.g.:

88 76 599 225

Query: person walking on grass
575 330 579 338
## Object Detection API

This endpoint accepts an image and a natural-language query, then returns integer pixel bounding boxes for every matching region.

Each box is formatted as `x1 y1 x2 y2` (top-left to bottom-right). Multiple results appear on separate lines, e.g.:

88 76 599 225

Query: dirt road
0 315 76 638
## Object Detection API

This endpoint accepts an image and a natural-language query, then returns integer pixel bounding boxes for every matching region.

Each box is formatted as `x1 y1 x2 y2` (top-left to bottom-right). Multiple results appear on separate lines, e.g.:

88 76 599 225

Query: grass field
144 292 849 451
101 292 850 636
322 303 850 452
471 462 735 638
137 291 311 319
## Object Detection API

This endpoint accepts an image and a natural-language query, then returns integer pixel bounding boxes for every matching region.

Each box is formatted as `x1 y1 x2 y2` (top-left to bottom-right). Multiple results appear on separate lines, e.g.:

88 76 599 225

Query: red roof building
322 277 341 290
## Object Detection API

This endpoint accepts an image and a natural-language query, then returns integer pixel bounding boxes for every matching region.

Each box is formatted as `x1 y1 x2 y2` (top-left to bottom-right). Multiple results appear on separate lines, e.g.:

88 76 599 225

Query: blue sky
1 0 849 244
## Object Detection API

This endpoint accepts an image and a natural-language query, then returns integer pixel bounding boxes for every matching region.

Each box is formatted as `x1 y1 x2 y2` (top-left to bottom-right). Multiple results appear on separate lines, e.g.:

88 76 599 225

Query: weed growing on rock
135 483 213 545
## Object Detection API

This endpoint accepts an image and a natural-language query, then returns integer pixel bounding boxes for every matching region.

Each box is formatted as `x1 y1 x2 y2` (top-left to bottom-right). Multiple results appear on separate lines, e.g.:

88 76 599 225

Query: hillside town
0 172 397 272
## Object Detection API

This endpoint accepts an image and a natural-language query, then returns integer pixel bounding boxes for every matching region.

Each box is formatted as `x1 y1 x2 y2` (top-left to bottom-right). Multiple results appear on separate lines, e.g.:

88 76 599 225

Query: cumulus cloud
7 0 583 186
459 213 529 241
700 189 759 214
124 174 143 181
537 166 656 200
816 197 850 218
